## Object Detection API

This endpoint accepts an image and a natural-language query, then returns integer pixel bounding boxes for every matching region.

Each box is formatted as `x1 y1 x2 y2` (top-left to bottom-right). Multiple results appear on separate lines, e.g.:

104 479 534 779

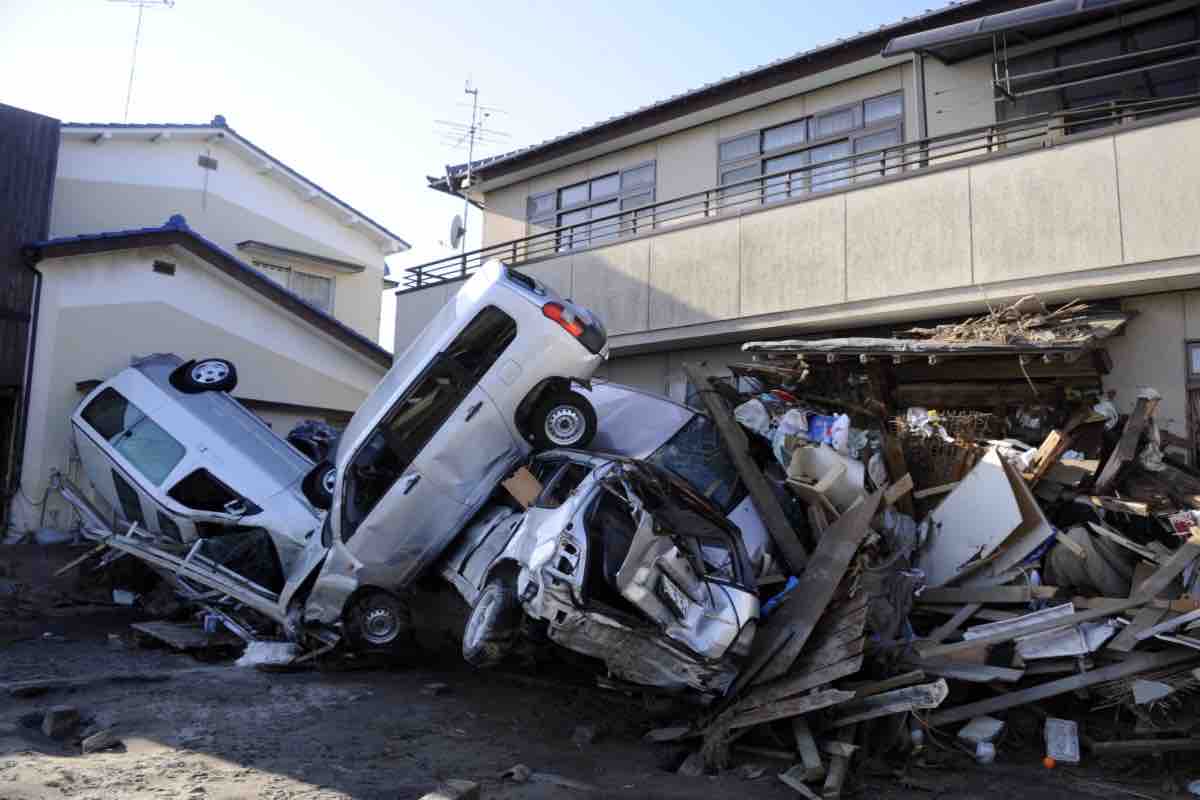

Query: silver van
70 353 329 623
302 260 608 650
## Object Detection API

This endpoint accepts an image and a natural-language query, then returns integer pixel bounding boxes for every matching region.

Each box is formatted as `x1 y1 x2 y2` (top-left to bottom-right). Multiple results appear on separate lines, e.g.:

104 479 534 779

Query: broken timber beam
1095 395 1159 493
683 364 809 571
726 688 855 730
882 436 915 516
1089 738 1200 755
929 648 1196 727
791 718 826 782
832 679 949 727
924 603 982 645
736 489 883 689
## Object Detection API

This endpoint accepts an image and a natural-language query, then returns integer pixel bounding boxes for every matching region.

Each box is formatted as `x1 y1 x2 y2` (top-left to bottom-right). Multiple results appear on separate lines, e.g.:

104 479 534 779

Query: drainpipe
7 249 43 532
913 51 929 139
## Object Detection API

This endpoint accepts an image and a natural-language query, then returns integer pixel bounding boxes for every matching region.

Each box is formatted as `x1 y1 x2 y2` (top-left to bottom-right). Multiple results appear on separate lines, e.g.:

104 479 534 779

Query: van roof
131 354 314 488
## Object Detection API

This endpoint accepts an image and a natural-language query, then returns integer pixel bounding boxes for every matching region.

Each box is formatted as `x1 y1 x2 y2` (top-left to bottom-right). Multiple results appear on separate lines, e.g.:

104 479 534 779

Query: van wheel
530 390 597 450
462 576 520 668
171 358 238 393
301 461 336 510
345 591 413 655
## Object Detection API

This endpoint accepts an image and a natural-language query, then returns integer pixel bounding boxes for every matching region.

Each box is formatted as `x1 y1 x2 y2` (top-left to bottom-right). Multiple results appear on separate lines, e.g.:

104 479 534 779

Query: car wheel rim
362 604 400 645
545 405 585 446
191 360 229 385
322 469 336 494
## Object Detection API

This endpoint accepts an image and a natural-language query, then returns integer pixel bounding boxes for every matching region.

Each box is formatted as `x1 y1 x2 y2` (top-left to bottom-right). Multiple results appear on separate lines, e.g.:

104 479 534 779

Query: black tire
530 390 597 450
301 461 336 510
344 590 413 654
462 576 521 668
170 358 238 393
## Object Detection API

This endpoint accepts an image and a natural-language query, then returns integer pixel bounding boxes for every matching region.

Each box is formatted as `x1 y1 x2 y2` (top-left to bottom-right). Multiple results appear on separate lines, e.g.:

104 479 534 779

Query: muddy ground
0 605 1194 800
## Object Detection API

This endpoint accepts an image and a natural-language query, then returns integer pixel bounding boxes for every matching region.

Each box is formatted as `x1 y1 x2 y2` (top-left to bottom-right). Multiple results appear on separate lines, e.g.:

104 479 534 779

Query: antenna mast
107 0 175 122
461 81 479 257
434 82 509 255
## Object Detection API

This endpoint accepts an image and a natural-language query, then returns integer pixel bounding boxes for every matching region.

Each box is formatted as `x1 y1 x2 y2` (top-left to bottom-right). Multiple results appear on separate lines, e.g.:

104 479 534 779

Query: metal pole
461 81 479 263
123 3 145 122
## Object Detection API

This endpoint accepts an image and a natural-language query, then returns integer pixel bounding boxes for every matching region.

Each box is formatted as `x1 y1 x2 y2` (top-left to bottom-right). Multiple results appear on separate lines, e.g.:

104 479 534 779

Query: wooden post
1095 395 1159 492
683 364 810 571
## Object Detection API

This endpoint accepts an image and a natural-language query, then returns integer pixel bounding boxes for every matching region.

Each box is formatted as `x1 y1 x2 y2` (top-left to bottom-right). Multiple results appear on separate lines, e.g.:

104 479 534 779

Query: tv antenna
107 0 175 122
434 80 509 255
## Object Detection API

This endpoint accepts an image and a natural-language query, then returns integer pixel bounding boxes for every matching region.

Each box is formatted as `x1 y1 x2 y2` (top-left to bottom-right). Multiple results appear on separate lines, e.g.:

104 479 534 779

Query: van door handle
464 401 483 422
401 474 421 495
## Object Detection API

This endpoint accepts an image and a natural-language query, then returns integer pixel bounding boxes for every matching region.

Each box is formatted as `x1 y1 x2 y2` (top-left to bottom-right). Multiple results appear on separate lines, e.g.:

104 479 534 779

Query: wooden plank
832 679 949 727
847 670 926 699
884 473 914 506
726 688 855 730
1132 528 1200 599
915 598 1145 660
821 727 856 799
736 654 865 711
791 718 826 782
906 658 1025 683
1134 607 1200 641
918 585 1060 604
1095 395 1160 492
684 364 809 571
1054 531 1087 560
1087 521 1161 562
1086 495 1150 516
913 482 957 500
882 435 915 516
919 604 1018 622
130 621 241 652
929 648 1197 727
925 603 982 645
740 489 883 688
52 542 109 577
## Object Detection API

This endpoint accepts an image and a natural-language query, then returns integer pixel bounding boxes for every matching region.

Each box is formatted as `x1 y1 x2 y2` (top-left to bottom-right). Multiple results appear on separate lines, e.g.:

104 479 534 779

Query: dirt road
0 610 1183 800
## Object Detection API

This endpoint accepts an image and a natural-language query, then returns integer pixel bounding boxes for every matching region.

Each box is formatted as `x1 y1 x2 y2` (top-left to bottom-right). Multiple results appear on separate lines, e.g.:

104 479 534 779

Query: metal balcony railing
401 94 1200 293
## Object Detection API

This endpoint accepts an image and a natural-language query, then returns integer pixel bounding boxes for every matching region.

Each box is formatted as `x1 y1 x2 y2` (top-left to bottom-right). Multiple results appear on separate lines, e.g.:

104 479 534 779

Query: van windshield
645 415 742 511
81 388 185 485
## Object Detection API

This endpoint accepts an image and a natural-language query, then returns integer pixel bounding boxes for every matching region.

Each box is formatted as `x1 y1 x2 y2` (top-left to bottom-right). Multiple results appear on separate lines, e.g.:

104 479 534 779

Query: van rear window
81 388 185 485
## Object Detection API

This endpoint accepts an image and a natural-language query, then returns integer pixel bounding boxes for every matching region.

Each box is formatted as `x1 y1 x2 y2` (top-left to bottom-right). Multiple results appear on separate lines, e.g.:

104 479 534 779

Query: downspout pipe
10 246 44 530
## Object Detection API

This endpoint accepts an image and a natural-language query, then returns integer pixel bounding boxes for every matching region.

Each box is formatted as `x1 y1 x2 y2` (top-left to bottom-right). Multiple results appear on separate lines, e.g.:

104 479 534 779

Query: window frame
253 259 336 315
527 161 658 250
716 91 905 206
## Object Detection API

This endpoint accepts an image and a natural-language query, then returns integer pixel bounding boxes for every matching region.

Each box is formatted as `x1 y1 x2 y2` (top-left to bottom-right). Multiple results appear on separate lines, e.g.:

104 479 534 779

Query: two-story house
6 114 408 535
401 0 1200 446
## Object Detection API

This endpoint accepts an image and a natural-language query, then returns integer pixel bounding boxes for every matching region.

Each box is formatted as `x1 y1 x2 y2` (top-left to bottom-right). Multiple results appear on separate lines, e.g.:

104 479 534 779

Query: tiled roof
63 115 410 252
25 214 392 367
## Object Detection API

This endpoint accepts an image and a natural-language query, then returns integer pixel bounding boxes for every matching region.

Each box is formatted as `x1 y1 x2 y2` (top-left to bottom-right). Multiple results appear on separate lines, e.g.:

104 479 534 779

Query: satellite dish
449 215 465 250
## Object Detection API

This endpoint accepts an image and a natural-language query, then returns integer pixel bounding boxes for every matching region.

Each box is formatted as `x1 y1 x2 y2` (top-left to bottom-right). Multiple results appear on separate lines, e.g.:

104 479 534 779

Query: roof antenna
107 0 175 122
435 80 509 256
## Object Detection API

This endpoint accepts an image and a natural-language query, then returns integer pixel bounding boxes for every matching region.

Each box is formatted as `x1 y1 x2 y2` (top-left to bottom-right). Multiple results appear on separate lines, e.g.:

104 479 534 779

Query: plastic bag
734 398 772 437
830 414 850 455
771 408 810 467
1093 398 1119 430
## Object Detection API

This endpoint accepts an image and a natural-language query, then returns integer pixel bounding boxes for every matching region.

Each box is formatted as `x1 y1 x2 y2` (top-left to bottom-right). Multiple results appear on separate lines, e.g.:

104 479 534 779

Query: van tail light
542 302 584 338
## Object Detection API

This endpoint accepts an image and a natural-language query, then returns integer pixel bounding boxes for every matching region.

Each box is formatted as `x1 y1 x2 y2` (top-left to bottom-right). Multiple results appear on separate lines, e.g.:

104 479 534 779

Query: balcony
398 96 1200 353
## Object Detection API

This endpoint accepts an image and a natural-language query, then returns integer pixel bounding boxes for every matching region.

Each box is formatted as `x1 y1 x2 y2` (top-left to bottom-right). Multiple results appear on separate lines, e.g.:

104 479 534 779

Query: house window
253 260 335 314
527 161 657 251
717 91 904 208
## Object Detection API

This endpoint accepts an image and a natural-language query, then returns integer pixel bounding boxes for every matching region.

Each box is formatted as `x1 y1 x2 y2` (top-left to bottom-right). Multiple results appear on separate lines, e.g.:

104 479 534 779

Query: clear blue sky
0 0 945 343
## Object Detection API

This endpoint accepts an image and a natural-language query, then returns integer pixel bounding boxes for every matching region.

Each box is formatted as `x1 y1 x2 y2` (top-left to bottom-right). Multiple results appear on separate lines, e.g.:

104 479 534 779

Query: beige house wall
398 111 1200 423
12 244 387 534
53 136 395 343
476 63 911 253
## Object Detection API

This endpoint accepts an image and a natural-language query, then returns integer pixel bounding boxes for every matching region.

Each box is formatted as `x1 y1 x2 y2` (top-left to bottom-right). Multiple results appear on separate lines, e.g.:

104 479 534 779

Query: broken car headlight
658 575 691 619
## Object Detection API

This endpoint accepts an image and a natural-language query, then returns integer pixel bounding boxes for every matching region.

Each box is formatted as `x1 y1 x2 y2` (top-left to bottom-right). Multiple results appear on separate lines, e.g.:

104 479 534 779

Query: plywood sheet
920 449 1021 586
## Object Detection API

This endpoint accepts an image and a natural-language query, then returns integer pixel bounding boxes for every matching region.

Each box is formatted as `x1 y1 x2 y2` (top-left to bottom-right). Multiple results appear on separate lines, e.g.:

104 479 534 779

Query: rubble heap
655 302 1200 796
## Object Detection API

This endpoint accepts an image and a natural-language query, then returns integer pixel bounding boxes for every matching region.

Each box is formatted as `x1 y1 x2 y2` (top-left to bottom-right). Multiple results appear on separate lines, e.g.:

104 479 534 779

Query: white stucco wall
52 132 397 342
11 243 387 533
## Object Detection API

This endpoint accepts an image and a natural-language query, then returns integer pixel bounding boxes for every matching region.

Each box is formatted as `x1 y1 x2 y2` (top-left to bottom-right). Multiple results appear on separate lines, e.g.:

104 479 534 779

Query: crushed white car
442 451 760 695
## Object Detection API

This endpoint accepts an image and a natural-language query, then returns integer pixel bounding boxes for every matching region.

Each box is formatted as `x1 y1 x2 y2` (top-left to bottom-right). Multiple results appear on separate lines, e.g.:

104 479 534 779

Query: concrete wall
11 244 387 533
53 135 393 342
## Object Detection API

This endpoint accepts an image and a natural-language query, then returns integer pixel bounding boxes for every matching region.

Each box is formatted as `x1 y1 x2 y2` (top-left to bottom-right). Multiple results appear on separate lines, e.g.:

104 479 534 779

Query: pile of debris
650 301 1200 796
